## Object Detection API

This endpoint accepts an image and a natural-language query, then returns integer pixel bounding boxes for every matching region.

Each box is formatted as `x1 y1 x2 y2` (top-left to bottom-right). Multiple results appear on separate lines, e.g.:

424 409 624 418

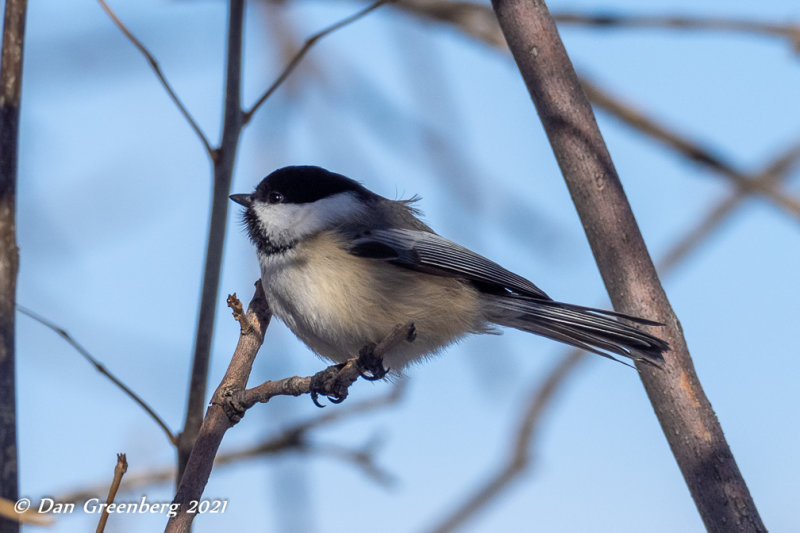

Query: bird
230 165 668 375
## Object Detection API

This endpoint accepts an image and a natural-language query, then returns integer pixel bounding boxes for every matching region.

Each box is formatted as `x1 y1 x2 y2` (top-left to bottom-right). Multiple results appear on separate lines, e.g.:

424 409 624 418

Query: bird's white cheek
251 203 308 246
251 193 366 245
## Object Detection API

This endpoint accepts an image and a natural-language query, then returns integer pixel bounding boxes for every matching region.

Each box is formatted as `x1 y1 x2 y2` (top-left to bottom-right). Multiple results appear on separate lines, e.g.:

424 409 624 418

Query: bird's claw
309 364 348 407
357 343 389 381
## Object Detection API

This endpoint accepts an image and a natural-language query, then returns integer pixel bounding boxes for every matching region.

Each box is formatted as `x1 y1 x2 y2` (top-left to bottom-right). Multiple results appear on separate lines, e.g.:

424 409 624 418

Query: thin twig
429 351 583 533
96 0 213 155
16 306 177 445
657 139 800 271
395 2 800 51
395 0 800 219
554 12 800 51
581 78 800 219
243 0 394 124
95 454 128 533
303 440 396 486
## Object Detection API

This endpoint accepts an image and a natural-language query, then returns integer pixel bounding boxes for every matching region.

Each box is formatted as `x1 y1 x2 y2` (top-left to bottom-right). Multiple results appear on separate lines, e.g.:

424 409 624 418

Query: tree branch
580 78 800 218
396 1 800 50
0 1 27 530
166 283 271 533
428 351 583 533
16 306 176 445
424 135 800 531
554 12 800 51
490 1 764 531
95 454 128 533
96 0 213 155
166 284 410 532
234 321 412 410
657 139 800 272
96 0 399 491
394 0 800 220
243 0 394 124
177 0 245 483
54 382 406 506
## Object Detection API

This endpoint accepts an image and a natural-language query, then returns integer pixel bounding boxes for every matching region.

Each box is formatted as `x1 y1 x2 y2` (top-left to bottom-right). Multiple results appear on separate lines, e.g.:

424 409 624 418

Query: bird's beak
229 194 253 207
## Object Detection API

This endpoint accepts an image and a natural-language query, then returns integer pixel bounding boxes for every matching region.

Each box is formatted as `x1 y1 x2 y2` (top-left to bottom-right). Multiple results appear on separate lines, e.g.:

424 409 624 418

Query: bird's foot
309 363 349 407
357 343 389 381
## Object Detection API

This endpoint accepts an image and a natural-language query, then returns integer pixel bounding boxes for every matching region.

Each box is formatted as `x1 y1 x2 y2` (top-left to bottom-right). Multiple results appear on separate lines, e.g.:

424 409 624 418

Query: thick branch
178 0 245 482
425 137 800 531
0 1 26 531
491 1 764 531
166 284 271 533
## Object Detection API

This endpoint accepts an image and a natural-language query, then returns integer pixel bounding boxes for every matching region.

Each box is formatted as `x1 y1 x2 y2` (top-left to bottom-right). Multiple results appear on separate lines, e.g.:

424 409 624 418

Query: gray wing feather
349 227 668 365
349 228 549 299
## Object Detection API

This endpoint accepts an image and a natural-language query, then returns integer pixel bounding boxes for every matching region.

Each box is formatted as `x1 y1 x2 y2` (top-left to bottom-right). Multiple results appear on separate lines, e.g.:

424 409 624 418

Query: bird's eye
268 191 285 204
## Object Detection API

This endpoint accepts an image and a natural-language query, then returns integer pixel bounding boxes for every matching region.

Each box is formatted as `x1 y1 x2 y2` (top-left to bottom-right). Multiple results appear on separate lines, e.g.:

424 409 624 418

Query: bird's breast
258 231 488 367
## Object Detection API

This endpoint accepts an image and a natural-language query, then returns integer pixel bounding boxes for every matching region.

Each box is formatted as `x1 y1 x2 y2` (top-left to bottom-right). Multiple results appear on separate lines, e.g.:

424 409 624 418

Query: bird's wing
348 228 550 299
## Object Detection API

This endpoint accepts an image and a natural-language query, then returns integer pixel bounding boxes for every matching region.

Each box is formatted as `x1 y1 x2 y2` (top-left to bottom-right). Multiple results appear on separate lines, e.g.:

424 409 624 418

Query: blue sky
12 1 800 532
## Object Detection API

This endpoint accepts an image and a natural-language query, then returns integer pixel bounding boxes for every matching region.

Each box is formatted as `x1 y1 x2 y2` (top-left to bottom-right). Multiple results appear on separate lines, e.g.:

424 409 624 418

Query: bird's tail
485 295 668 366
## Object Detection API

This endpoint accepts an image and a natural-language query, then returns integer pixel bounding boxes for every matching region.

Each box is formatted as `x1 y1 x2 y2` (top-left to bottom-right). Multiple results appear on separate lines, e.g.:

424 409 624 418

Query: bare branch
0 498 52 527
658 139 800 272
395 2 800 51
167 284 272 533
395 0 800 220
95 454 128 533
243 0 394 124
236 321 413 410
167 283 410 532
428 351 583 533
395 0 507 47
425 139 800 531
178 0 246 483
96 0 213 155
554 12 800 51
302 439 396 486
491 1 764 531
0 0 26 526
17 306 176 445
581 78 800 219
55 382 406 506
226 293 247 334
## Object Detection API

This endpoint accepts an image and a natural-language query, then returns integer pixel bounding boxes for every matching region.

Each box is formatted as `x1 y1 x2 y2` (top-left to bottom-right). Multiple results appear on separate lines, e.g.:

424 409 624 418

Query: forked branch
165 285 412 533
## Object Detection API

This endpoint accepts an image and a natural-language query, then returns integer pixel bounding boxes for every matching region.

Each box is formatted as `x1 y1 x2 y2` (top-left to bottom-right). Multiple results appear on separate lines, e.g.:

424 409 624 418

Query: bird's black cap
252 166 373 205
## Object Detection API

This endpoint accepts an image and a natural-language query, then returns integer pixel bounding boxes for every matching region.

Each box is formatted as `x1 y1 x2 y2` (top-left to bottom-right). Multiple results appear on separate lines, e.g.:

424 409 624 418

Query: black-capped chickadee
231 166 667 371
